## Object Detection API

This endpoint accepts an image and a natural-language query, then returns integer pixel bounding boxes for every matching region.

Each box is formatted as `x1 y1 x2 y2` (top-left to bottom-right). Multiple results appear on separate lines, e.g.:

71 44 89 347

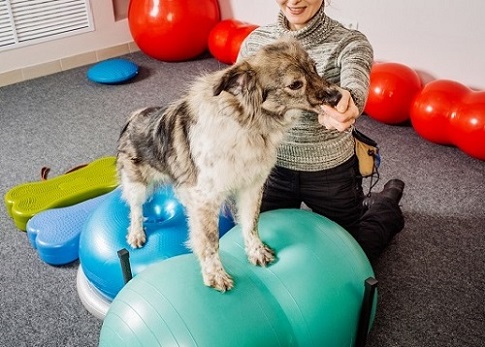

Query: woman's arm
319 32 374 131
338 33 374 114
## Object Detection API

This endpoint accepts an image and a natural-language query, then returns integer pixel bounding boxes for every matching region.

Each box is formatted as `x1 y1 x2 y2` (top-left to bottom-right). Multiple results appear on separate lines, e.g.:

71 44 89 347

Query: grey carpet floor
0 51 484 347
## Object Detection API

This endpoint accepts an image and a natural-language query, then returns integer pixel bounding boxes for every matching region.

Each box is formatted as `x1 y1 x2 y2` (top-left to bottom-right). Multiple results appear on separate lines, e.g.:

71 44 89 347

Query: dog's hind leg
237 185 275 266
183 193 234 292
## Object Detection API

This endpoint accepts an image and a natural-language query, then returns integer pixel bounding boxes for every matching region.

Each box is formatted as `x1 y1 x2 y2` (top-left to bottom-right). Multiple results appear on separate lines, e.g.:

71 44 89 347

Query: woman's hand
318 87 359 132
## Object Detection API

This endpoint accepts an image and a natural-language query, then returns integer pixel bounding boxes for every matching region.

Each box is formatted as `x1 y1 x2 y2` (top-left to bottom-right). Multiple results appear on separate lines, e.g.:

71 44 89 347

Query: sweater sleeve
338 32 374 114
237 34 253 61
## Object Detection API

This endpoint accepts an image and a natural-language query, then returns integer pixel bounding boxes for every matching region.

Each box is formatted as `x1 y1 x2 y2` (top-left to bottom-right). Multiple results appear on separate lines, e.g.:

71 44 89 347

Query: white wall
1 0 484 90
221 0 485 90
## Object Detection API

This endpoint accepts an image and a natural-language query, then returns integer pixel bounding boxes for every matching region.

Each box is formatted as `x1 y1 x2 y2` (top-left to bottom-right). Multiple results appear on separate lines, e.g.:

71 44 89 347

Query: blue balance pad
27 192 114 265
87 58 139 84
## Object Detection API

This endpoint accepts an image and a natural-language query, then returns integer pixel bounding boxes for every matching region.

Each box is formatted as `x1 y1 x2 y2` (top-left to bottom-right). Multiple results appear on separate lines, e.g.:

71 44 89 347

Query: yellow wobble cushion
5 156 118 231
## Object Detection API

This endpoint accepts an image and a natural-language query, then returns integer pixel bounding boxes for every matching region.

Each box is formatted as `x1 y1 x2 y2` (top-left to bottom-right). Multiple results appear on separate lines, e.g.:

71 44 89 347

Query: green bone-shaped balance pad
5 156 118 231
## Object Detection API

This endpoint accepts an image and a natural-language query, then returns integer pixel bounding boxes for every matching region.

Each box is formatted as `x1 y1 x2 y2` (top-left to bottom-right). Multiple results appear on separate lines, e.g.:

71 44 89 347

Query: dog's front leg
120 177 152 248
185 198 233 292
237 185 275 266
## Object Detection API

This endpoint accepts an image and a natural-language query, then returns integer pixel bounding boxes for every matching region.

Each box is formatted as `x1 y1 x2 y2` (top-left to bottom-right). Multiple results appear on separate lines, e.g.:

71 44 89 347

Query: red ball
208 19 258 65
364 62 422 124
208 19 241 65
227 24 258 64
410 80 469 145
128 0 220 62
410 79 485 161
449 91 485 161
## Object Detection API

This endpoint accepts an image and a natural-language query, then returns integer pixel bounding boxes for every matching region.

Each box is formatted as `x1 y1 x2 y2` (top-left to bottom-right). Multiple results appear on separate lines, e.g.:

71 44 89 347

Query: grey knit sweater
238 5 374 171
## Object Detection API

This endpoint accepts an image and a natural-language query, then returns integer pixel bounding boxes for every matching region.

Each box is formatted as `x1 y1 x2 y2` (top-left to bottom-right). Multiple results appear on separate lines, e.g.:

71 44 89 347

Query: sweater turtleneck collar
276 4 334 49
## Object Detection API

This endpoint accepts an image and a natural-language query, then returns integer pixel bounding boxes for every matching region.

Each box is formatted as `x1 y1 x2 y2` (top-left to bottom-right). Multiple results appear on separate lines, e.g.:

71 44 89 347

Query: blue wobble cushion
87 58 138 84
26 192 114 266
79 186 235 300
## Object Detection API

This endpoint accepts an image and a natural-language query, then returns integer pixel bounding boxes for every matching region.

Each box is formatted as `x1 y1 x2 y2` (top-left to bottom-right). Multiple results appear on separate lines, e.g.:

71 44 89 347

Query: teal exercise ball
99 209 376 346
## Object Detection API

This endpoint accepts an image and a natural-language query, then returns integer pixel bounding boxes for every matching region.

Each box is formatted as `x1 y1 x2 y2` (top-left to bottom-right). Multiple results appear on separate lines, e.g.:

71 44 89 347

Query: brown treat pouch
353 128 379 177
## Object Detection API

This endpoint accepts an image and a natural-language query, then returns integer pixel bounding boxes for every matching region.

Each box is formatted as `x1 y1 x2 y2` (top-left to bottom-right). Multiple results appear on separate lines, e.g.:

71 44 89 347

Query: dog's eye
288 80 303 90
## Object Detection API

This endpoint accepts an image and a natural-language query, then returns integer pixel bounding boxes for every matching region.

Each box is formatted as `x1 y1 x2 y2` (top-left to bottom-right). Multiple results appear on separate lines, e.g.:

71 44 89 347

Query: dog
116 37 342 292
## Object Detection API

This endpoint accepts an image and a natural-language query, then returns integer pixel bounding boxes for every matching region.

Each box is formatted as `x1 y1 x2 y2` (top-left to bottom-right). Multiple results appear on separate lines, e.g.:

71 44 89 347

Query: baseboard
0 42 140 87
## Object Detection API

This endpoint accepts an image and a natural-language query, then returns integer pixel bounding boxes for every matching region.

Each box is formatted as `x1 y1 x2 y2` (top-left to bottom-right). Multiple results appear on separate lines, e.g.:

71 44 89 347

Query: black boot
363 179 405 210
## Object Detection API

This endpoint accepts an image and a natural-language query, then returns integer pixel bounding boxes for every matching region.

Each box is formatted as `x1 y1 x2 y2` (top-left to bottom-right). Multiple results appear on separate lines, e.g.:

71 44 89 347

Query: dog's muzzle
319 88 342 107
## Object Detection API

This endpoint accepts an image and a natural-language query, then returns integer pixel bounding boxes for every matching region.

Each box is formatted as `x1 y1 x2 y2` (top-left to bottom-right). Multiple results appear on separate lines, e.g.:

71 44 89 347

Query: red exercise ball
208 19 258 65
410 80 469 145
448 90 485 161
128 0 220 62
208 19 241 65
364 62 422 125
227 24 258 64
410 79 485 161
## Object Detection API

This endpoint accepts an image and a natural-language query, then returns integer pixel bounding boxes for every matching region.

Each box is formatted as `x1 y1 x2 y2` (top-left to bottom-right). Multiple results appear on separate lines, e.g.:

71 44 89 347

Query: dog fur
116 37 342 292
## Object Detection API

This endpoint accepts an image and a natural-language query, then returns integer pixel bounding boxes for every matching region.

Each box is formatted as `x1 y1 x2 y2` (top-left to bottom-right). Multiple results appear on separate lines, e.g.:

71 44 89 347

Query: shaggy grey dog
117 37 341 291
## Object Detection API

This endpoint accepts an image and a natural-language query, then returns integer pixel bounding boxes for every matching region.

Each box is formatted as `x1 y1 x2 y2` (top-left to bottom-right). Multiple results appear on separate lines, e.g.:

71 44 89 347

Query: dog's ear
213 62 257 97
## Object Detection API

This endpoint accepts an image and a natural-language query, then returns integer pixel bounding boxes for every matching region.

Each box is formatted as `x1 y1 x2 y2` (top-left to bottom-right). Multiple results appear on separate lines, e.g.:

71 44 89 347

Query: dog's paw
247 243 275 267
127 228 146 248
203 270 234 292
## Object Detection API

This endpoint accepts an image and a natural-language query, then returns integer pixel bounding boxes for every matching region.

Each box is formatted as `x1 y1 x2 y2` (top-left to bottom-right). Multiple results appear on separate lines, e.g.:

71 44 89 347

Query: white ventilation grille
0 0 94 52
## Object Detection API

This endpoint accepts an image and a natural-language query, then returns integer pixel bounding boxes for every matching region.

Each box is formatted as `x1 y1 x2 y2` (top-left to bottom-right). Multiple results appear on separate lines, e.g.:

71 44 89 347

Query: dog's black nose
319 88 342 107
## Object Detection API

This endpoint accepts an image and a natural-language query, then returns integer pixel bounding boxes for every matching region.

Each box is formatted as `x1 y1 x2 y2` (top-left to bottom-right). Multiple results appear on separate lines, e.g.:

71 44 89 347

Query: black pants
260 156 404 261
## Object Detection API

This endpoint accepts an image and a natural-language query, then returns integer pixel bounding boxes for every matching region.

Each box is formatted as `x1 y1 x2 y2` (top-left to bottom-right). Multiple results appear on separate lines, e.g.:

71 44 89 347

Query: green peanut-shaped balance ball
99 209 376 347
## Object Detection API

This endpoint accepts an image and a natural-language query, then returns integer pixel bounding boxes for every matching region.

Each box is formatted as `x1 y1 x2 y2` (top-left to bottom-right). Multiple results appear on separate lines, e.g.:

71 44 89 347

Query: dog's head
213 36 342 126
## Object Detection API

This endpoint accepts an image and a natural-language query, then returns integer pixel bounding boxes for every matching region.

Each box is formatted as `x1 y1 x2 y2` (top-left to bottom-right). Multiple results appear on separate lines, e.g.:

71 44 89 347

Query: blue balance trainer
78 186 235 302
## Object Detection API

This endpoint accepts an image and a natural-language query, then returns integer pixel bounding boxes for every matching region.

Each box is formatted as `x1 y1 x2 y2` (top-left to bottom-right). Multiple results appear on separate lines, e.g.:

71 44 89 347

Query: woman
238 0 405 261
